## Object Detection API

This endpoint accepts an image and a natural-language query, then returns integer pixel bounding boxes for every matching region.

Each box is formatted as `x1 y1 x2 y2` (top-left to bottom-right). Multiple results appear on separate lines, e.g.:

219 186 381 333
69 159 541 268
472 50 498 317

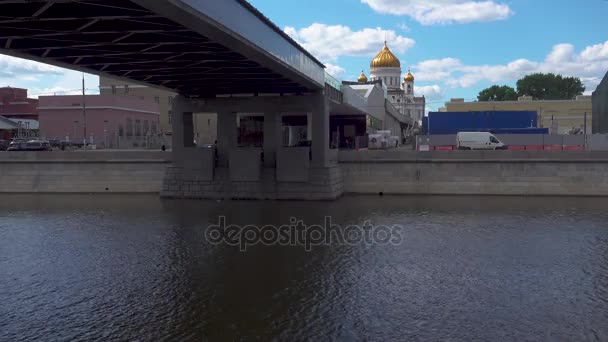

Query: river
1 194 607 341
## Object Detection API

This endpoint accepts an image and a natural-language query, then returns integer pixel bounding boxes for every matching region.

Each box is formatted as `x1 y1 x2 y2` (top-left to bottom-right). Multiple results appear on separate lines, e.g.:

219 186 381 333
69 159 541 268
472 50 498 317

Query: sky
1 0 607 112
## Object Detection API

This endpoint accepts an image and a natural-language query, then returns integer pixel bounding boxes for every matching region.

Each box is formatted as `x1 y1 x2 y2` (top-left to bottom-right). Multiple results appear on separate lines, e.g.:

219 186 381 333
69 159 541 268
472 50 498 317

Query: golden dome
357 70 368 83
370 42 400 68
404 69 414 82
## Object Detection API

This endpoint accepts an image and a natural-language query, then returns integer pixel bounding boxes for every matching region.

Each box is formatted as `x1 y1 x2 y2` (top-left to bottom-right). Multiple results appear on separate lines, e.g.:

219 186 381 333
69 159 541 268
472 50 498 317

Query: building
99 76 216 144
445 95 592 134
0 87 38 120
592 71 608 133
326 43 425 148
367 42 425 122
38 95 160 149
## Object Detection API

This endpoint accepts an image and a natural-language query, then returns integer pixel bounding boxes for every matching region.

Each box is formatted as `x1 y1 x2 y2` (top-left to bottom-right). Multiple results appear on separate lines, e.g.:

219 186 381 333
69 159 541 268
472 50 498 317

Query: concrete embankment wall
4 150 608 196
339 150 608 196
0 151 171 193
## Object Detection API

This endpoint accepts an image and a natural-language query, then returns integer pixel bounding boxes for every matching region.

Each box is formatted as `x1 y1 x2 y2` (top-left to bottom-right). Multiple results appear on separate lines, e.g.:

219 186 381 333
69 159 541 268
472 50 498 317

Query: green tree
477 85 518 101
516 73 585 100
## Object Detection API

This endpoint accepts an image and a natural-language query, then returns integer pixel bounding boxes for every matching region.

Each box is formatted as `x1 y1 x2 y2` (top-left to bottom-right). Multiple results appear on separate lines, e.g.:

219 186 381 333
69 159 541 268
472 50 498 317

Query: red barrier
563 145 585 150
543 145 563 150
525 145 544 150
507 145 526 151
435 145 454 151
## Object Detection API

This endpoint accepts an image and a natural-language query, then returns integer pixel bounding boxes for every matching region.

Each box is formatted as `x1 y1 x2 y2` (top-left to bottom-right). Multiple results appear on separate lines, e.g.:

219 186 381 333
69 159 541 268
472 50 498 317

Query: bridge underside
0 0 314 96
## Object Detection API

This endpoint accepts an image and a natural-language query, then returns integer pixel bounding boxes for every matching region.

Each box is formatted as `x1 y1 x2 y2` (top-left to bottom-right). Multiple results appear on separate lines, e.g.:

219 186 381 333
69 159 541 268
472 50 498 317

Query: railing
324 72 342 91
324 72 343 104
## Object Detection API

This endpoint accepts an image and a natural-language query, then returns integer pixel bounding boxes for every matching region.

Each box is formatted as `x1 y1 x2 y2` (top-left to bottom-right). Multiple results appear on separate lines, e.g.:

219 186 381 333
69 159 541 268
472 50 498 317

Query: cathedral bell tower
403 69 415 100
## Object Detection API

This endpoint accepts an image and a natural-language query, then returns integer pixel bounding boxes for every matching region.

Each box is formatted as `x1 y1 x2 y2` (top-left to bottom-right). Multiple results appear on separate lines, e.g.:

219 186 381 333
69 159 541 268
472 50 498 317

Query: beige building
99 77 217 144
445 95 593 134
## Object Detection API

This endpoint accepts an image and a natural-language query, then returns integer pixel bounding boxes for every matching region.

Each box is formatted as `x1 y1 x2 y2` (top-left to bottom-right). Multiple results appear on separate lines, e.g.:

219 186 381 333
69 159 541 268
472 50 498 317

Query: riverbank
0 151 170 193
3 150 608 196
340 150 608 196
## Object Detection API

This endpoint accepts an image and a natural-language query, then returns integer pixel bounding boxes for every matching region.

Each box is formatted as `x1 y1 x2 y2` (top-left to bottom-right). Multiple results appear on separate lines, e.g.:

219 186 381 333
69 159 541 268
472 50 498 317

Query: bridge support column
171 95 186 154
312 92 331 167
263 112 281 167
216 111 237 167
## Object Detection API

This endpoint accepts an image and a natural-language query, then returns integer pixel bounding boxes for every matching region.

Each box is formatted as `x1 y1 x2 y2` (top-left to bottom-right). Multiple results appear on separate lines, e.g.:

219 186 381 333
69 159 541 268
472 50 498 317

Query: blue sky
251 0 608 110
1 0 607 112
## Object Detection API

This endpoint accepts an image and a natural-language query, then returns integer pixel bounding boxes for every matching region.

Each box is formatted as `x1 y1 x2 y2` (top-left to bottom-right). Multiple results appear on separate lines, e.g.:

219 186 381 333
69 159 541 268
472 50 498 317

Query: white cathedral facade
357 42 425 123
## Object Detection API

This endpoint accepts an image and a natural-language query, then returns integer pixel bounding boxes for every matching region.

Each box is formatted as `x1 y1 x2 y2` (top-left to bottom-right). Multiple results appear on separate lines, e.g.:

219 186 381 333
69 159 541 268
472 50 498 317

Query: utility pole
584 112 587 148
82 74 87 151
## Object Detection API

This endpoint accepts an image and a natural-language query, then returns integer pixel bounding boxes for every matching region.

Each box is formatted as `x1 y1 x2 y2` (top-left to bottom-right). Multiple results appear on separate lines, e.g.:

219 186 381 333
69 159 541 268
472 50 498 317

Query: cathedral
357 42 425 123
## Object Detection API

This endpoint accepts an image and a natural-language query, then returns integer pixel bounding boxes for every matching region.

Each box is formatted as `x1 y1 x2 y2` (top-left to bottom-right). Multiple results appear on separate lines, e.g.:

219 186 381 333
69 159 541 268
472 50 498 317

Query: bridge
0 0 377 199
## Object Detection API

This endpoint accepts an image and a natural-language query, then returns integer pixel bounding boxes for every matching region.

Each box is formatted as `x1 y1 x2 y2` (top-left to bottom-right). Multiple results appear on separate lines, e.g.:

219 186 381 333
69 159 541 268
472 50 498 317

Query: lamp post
82 74 87 151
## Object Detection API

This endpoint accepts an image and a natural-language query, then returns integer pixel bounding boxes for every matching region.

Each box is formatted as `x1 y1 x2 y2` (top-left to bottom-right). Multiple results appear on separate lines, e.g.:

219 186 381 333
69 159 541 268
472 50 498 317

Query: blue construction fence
423 111 544 135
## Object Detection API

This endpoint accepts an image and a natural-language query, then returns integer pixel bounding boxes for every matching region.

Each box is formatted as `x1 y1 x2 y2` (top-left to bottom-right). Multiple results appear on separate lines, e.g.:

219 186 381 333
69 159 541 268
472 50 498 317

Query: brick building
38 95 160 148
0 87 38 120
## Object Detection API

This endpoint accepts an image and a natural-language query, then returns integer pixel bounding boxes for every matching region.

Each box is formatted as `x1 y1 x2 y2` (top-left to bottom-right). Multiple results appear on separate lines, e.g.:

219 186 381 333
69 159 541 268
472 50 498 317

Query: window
490 136 499 143
154 96 160 104
111 85 116 95
151 122 157 134
126 118 133 137
135 120 142 136
118 124 124 137
168 110 172 124
143 120 149 136
124 85 129 93
208 119 211 126
168 96 173 105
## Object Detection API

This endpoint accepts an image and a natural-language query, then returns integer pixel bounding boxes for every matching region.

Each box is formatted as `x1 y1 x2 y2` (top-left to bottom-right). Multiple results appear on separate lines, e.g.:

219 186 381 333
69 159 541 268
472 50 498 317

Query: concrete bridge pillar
216 111 237 167
171 95 188 154
312 92 331 167
263 111 282 167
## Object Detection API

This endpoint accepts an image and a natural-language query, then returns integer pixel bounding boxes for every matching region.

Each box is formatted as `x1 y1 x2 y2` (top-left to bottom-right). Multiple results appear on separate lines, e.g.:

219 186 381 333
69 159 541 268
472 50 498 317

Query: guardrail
416 134 596 151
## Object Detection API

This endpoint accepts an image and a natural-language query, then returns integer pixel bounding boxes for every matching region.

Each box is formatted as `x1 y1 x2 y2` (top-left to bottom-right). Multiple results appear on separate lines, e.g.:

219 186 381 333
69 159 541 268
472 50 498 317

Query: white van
456 132 506 150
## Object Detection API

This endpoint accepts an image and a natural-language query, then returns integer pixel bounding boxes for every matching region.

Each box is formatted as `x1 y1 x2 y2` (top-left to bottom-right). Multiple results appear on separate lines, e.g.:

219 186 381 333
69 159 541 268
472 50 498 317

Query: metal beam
0 14 162 25
188 95 315 112
0 29 191 40
76 18 100 32
111 32 135 43
32 1 54 17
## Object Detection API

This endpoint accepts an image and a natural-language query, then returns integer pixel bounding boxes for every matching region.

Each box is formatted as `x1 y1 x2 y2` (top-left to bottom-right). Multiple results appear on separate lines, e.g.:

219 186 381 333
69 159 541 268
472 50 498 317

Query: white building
363 42 425 123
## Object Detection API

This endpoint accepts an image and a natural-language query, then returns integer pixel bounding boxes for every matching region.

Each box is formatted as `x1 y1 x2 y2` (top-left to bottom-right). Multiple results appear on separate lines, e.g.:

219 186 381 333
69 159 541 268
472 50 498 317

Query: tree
477 85 518 101
516 73 585 100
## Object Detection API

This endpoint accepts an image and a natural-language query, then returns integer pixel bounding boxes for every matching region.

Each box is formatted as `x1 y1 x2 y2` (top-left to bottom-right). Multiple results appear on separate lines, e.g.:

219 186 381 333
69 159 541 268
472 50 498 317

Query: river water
1 194 608 341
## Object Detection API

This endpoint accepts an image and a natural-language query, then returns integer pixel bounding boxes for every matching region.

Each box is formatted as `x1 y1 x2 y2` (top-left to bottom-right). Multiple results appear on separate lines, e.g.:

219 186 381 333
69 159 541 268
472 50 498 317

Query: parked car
48 139 61 148
0 139 9 151
7 141 27 151
24 140 52 151
456 132 507 150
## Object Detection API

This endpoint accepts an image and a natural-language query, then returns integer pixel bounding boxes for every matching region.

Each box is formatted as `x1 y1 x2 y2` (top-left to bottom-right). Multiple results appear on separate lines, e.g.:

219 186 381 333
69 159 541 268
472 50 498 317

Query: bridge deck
0 0 325 96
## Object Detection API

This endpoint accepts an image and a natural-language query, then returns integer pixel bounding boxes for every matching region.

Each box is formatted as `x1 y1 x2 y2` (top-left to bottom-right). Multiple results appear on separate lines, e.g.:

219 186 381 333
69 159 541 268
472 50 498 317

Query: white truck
456 132 507 150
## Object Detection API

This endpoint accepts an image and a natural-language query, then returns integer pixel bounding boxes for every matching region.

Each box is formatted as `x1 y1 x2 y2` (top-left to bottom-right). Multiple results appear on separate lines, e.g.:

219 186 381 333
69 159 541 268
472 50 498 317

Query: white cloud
325 63 346 79
0 54 99 98
0 54 63 78
361 0 513 25
397 23 411 32
284 23 415 62
415 84 444 100
413 40 608 91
